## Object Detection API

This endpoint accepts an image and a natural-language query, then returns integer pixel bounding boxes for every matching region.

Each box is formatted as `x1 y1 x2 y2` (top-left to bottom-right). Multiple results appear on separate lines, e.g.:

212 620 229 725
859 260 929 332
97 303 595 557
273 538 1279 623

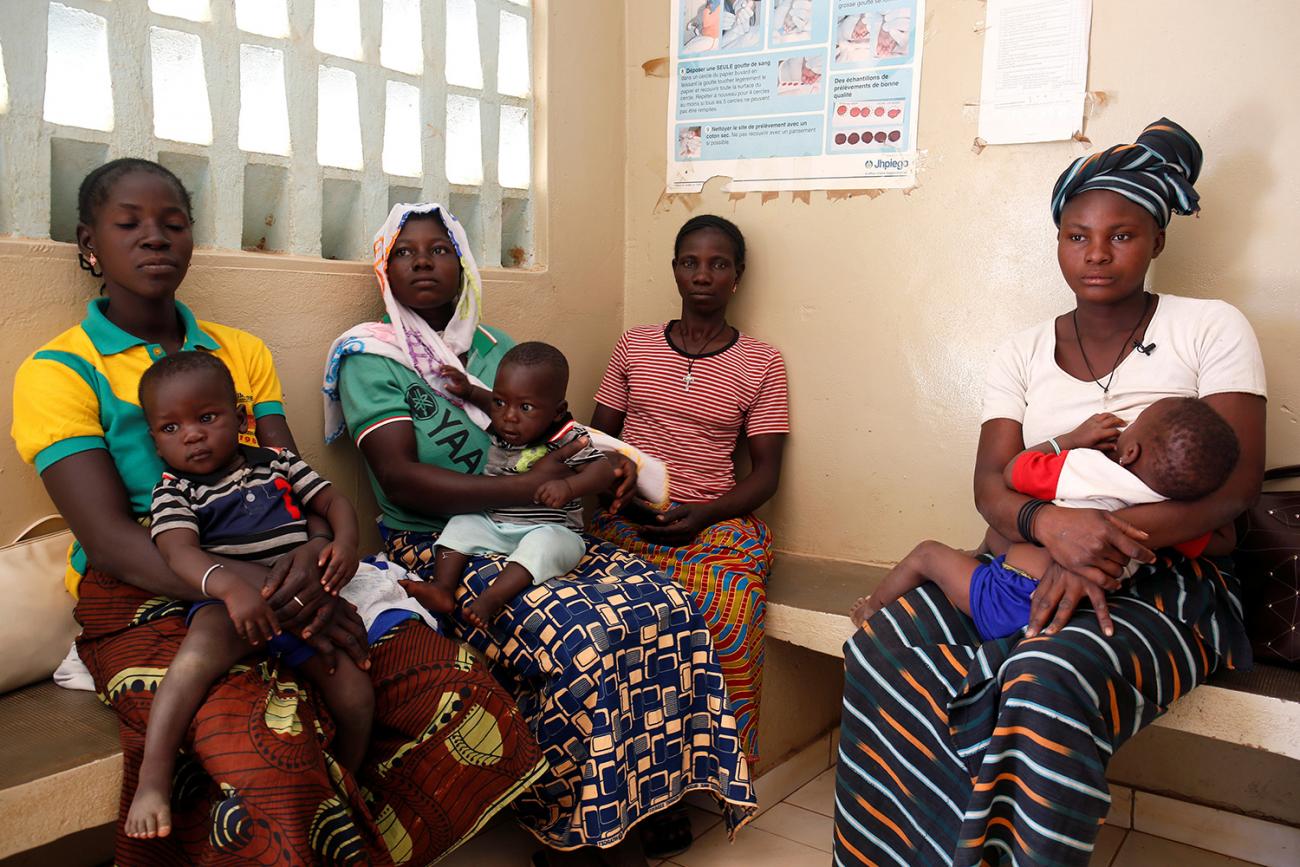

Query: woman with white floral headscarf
325 204 758 865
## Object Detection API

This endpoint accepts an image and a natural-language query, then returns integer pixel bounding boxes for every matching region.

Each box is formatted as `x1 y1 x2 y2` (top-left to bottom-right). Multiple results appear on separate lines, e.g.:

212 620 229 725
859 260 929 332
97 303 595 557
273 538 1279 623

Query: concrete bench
765 551 1300 827
5 552 1297 861
0 681 119 861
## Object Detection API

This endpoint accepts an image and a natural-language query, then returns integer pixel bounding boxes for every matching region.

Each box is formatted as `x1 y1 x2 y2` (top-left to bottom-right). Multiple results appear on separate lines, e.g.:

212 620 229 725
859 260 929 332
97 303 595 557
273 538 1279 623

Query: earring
78 251 103 278
732 283 739 294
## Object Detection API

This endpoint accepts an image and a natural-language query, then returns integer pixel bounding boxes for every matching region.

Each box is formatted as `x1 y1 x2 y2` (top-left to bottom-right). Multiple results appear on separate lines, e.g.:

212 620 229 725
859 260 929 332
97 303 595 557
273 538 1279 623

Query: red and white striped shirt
595 324 789 503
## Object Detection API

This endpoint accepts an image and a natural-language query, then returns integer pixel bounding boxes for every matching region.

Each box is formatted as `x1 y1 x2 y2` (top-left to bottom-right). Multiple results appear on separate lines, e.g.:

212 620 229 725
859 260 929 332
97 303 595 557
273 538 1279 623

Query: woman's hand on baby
1035 506 1154 589
637 504 711 546
606 453 639 513
264 538 330 629
1059 412 1125 451
223 581 281 645
1025 561 1115 638
317 541 359 594
438 365 473 399
526 436 588 484
535 479 573 509
299 597 369 674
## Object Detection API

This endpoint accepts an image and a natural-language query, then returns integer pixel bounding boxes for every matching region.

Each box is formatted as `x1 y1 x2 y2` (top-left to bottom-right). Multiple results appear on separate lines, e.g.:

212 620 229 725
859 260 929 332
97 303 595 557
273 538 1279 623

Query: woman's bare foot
399 579 456 614
124 775 172 839
850 595 884 629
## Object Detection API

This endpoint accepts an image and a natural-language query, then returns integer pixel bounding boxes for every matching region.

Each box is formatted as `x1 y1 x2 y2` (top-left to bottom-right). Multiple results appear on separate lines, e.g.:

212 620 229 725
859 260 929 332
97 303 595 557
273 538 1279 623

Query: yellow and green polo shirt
11 299 286 595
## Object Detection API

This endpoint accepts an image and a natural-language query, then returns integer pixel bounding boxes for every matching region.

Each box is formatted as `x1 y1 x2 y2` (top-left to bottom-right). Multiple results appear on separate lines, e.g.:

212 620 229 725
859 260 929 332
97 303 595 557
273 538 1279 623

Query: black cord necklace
675 318 730 391
1072 293 1152 394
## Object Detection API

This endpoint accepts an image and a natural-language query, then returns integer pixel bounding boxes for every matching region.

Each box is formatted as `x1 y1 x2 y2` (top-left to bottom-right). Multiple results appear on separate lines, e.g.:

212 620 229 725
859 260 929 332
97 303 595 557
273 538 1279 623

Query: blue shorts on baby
969 554 1039 640
187 600 419 667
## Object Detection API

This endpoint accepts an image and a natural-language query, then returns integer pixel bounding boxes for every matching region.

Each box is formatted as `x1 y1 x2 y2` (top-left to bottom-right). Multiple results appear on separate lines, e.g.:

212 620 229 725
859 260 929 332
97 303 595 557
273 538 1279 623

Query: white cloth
322 202 490 443
982 295 1267 445
343 557 441 634
586 428 671 511
53 641 93 691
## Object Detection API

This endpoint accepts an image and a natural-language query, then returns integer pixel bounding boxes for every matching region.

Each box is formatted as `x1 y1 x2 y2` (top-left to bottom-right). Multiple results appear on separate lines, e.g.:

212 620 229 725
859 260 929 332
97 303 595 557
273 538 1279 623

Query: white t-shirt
981 295 1267 446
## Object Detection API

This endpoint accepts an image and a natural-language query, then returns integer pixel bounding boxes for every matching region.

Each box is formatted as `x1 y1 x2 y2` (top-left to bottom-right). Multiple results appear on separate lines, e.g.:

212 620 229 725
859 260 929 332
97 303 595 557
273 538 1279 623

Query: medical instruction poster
668 0 926 192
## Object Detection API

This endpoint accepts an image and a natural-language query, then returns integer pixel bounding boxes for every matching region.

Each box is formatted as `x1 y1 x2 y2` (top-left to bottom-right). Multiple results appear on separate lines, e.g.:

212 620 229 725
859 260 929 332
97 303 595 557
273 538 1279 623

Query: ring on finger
293 594 305 608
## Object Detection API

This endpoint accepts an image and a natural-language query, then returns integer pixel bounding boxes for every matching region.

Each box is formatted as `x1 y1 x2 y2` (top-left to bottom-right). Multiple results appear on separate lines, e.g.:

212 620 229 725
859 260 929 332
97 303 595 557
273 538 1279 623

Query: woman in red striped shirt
590 215 789 773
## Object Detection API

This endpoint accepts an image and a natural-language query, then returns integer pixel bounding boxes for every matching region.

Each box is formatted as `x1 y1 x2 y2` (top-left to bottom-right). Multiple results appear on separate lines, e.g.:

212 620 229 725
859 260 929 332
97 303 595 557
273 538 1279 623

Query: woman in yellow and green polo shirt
11 159 544 866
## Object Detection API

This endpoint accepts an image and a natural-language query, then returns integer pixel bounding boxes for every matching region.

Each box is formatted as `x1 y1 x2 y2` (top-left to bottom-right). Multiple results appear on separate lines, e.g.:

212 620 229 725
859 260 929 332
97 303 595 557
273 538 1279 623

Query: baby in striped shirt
127 352 370 840
402 342 614 631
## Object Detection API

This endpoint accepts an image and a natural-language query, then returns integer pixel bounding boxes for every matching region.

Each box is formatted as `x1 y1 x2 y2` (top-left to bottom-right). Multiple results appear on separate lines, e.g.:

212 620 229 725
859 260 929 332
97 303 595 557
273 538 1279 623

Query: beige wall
624 0 1300 565
0 2 627 544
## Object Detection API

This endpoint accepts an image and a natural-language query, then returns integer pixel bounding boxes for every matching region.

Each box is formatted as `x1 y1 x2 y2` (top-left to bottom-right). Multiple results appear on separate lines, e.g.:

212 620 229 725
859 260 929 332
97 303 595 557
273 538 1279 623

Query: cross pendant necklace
677 318 729 392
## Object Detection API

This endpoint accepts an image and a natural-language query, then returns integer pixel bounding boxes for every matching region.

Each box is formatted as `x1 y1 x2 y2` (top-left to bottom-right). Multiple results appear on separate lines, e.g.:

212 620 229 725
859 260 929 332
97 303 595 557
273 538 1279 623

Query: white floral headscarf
322 203 491 443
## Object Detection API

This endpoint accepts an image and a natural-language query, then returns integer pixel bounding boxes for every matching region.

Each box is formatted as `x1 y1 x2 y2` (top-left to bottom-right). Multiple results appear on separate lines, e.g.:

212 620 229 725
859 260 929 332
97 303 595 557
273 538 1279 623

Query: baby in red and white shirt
852 397 1240 639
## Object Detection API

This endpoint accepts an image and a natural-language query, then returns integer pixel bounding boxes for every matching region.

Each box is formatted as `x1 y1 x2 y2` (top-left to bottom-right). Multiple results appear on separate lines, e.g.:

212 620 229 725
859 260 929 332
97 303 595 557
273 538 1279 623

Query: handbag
1234 466 1300 668
0 515 80 694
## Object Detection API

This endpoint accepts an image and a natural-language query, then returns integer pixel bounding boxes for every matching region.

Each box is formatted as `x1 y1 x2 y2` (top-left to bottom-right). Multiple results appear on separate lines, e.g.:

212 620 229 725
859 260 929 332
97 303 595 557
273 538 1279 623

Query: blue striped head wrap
1051 118 1203 228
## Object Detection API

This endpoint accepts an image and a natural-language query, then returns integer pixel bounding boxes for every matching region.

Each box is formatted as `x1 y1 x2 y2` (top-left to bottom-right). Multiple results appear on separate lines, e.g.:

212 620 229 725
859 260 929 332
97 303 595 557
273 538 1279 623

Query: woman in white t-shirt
833 119 1267 867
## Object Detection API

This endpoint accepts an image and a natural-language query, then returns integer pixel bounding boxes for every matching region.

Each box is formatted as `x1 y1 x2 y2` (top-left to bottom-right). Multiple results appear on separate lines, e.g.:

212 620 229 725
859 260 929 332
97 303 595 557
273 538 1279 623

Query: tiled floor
438 766 1269 866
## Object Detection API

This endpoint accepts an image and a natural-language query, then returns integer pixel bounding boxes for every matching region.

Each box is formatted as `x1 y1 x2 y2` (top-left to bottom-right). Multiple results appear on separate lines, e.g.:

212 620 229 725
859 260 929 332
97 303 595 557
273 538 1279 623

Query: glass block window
0 0 536 267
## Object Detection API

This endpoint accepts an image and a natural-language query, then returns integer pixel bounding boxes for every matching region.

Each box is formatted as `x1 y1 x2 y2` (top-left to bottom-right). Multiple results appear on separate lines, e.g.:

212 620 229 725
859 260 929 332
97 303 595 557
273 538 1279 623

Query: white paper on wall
977 0 1092 145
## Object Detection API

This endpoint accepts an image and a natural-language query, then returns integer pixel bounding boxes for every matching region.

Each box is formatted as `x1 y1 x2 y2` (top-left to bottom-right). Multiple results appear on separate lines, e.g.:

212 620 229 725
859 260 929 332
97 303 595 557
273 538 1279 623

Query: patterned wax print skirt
75 567 546 866
589 509 772 761
385 529 759 850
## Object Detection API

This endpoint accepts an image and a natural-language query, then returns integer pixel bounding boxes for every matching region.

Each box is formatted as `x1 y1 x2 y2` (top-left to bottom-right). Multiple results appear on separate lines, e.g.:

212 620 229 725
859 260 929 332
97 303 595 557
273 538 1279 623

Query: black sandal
640 804 693 860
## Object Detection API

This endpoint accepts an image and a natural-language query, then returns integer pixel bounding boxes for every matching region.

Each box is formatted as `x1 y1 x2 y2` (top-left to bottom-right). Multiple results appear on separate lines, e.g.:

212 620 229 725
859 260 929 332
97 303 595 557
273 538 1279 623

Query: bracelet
1048 437 1062 455
200 563 224 598
1017 498 1052 545
308 531 334 542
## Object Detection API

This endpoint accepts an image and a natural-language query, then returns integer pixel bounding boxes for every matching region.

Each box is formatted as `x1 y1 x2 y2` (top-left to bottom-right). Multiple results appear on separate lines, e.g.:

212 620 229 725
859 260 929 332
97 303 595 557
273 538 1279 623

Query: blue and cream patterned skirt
385 528 758 850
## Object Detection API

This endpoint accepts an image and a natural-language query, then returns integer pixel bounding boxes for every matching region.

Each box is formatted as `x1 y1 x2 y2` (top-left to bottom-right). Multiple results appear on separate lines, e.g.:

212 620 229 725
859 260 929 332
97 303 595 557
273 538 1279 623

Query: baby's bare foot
465 596 504 631
850 595 884 629
399 579 456 614
125 781 172 839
